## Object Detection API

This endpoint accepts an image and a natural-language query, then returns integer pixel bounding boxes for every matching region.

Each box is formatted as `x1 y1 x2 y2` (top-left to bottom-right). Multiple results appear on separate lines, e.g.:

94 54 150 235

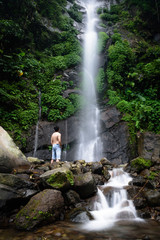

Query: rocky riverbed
0 126 160 234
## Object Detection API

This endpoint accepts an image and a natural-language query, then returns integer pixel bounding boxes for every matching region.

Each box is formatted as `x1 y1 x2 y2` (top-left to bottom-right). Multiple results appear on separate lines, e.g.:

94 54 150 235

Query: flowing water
75 0 103 162
81 168 144 231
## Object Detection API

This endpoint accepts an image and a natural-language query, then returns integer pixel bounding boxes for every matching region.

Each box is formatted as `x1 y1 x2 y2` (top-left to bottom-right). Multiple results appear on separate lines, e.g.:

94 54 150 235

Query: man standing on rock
51 126 61 163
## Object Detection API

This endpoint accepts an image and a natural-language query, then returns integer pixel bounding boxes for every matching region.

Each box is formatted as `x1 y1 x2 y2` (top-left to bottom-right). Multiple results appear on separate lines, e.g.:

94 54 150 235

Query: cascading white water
82 168 143 231
33 90 41 157
75 0 103 162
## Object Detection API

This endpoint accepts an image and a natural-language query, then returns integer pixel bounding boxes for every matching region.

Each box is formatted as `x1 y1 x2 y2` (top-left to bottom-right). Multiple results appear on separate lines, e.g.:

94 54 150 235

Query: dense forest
0 0 160 149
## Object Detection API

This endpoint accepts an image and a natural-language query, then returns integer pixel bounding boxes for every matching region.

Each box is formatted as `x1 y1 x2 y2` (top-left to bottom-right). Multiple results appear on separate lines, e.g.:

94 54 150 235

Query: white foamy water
75 0 103 162
81 168 143 231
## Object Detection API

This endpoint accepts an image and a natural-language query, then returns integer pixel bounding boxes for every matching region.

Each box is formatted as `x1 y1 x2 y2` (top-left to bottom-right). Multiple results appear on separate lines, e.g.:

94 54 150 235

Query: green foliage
111 33 122 43
68 3 82 23
96 68 105 93
98 32 109 53
131 157 153 172
0 0 82 147
106 29 160 134
147 171 159 180
107 39 135 89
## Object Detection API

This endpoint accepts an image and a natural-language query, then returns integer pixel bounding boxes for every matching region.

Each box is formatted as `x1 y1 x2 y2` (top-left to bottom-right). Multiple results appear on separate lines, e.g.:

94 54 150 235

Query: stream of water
81 168 144 231
75 0 103 162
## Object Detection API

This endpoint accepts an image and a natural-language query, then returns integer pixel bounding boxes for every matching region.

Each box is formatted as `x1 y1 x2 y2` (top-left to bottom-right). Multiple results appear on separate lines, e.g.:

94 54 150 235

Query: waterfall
81 168 143 231
33 90 41 157
75 0 103 162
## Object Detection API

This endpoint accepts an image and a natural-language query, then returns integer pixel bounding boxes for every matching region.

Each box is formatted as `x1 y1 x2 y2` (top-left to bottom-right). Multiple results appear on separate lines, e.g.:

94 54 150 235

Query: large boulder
0 127 30 173
15 189 64 230
40 166 74 191
0 173 38 211
74 172 97 199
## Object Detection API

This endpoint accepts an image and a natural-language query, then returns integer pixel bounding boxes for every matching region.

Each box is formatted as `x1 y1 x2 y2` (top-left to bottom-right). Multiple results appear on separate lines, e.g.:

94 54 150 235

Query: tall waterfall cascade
82 168 143 231
75 0 103 162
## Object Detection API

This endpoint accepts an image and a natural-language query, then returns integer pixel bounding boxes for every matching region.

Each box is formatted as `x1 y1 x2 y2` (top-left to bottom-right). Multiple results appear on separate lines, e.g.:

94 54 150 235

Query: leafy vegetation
0 0 82 147
98 32 109 53
103 1 160 134
131 157 153 172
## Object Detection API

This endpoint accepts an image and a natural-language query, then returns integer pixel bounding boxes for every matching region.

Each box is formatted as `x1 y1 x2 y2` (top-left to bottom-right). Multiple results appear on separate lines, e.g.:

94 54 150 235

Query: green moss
131 157 152 172
47 170 74 189
147 171 159 180
66 171 74 185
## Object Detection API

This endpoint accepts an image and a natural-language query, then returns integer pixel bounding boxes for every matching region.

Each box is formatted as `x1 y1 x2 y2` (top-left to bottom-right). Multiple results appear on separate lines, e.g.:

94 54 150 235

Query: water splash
81 168 143 231
75 0 103 162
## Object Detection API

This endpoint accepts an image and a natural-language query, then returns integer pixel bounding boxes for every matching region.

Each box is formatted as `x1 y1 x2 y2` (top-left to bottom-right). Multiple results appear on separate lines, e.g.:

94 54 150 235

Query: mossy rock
47 170 74 190
15 189 64 230
40 168 74 191
130 157 153 173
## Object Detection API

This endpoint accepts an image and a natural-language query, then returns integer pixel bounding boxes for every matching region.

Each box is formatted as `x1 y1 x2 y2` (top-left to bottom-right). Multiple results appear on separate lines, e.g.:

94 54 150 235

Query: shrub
98 32 109 53
96 68 105 93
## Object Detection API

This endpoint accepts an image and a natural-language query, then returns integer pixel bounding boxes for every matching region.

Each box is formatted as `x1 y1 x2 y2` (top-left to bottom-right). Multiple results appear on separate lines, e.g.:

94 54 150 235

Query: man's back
51 132 61 145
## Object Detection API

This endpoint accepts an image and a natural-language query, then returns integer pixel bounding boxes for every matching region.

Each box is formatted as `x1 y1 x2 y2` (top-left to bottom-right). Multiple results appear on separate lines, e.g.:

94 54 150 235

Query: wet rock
116 210 135 219
129 157 153 173
65 190 81 206
15 189 64 230
131 177 155 189
103 166 111 181
133 198 147 209
92 174 105 185
74 172 97 199
0 127 30 173
40 167 74 191
66 207 93 223
145 190 160 207
100 157 112 166
91 162 103 175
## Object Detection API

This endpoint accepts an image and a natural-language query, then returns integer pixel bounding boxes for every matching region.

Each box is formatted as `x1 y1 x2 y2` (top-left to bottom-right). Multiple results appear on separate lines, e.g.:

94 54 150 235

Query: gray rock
0 173 36 190
66 207 93 223
74 172 97 199
15 189 64 230
0 127 30 173
40 167 74 191
91 162 103 175
138 132 160 161
145 190 160 207
65 190 81 205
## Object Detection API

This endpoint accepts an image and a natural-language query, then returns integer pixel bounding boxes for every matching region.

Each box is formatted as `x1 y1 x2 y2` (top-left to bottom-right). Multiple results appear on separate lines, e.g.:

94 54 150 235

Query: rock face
138 132 160 162
0 127 30 173
15 189 64 230
24 106 134 165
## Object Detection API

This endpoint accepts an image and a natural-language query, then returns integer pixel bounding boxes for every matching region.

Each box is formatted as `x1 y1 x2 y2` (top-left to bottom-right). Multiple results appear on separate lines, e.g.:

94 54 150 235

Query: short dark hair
54 126 59 132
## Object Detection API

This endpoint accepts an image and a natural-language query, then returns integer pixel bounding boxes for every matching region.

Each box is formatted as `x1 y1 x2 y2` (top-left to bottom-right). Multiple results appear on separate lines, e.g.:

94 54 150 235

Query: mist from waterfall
75 0 103 162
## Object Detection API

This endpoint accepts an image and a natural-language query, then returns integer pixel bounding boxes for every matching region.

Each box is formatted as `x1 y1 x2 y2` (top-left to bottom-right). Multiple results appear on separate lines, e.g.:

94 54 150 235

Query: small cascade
82 168 143 231
33 90 41 157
